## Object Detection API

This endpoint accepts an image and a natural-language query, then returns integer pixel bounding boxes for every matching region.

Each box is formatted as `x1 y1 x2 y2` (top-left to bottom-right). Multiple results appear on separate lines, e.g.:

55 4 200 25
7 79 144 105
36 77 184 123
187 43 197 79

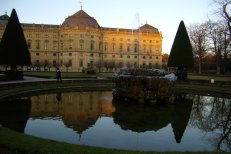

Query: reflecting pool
0 91 230 152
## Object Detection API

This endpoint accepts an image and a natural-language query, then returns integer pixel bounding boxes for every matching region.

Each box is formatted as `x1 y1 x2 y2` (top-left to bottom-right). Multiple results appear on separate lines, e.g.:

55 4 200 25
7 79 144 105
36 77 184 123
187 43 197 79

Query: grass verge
23 71 113 79
188 74 231 82
0 127 227 154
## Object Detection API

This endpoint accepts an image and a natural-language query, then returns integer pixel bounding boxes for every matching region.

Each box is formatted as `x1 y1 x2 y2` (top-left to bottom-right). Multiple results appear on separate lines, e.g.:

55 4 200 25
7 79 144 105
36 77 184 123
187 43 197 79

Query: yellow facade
0 9 162 72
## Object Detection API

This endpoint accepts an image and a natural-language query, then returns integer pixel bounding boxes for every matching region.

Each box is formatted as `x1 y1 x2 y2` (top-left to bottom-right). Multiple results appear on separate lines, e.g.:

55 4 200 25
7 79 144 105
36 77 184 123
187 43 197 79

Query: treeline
188 20 231 74
163 0 231 75
188 0 231 74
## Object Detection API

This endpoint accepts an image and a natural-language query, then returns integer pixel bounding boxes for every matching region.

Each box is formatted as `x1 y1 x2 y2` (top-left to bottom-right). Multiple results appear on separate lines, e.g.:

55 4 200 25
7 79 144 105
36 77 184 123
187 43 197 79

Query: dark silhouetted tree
167 21 194 80
0 9 31 71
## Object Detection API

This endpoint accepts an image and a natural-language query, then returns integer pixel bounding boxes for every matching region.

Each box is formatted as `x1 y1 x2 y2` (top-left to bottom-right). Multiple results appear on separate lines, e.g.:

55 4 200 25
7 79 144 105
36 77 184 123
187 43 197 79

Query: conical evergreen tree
0 9 31 70
167 21 194 68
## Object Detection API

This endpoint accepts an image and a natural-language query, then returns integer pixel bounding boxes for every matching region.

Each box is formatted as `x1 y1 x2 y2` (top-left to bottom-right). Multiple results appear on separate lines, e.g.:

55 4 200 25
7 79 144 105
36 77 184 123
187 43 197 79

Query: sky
0 0 213 54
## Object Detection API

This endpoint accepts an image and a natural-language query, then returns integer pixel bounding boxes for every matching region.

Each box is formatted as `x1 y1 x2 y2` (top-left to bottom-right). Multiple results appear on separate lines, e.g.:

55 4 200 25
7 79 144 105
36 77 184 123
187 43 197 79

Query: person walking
56 69 62 81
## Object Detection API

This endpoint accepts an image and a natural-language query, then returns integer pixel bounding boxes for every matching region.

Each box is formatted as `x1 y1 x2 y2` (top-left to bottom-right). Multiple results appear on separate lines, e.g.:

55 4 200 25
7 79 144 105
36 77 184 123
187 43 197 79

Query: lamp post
57 27 60 70
138 26 140 68
101 31 104 72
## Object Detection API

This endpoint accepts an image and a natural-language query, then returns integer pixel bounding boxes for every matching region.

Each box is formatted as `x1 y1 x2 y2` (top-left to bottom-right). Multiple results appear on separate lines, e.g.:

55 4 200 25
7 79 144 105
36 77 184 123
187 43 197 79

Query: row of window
104 37 160 43
104 55 159 59
28 39 159 54
104 43 159 53
36 52 78 57
27 33 57 39
33 59 159 68
34 59 72 67
27 39 97 50
26 33 100 40
35 52 159 60
26 33 159 44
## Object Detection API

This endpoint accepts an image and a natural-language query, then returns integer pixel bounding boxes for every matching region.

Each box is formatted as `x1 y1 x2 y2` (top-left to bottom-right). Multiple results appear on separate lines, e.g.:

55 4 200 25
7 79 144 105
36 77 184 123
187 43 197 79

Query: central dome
62 10 100 28
139 24 159 34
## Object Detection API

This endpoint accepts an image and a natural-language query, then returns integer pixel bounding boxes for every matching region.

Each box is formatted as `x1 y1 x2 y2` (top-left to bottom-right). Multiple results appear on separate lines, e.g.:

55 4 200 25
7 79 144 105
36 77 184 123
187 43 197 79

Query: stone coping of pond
0 78 114 100
0 78 231 100
0 78 112 87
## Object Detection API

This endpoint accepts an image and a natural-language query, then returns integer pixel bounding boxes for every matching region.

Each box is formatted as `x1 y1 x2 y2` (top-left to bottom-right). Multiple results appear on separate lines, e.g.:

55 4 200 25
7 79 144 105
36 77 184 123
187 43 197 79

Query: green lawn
188 74 231 82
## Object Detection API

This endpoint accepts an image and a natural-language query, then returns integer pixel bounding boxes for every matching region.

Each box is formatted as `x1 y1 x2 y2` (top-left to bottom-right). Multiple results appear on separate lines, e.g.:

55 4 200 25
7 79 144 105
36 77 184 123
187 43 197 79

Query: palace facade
0 9 162 72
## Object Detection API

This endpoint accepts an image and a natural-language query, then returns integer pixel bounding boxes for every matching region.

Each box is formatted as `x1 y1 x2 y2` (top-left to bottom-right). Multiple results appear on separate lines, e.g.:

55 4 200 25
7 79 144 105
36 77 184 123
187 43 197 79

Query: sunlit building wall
0 9 162 72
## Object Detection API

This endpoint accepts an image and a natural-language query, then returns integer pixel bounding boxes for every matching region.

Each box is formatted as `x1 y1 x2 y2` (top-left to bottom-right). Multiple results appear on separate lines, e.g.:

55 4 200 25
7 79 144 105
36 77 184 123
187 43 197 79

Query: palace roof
0 10 160 34
62 9 100 28
0 14 9 26
139 24 159 34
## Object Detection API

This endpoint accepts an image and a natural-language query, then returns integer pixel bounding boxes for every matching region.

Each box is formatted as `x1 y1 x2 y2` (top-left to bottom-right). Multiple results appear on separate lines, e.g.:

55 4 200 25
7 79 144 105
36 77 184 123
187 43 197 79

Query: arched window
127 44 130 52
53 40 57 49
112 43 115 51
119 43 123 52
90 40 94 50
134 44 138 52
69 39 73 50
60 40 63 50
155 46 159 55
27 39 32 49
149 46 152 54
44 40 49 50
35 40 40 49
143 45 146 53
99 42 102 50
104 42 108 51
79 39 84 50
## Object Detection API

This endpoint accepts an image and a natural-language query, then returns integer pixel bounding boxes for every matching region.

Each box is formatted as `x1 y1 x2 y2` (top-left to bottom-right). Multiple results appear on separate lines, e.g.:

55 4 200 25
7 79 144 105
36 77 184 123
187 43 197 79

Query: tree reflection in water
0 98 31 133
112 96 193 143
189 95 231 151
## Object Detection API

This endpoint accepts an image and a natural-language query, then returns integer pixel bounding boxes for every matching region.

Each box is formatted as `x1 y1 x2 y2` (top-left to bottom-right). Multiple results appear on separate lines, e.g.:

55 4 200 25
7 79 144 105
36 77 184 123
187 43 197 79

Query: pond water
0 91 230 152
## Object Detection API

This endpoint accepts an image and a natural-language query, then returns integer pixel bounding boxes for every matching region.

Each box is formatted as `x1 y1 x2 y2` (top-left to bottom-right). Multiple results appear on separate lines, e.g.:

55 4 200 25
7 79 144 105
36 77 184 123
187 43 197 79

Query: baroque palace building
0 8 162 72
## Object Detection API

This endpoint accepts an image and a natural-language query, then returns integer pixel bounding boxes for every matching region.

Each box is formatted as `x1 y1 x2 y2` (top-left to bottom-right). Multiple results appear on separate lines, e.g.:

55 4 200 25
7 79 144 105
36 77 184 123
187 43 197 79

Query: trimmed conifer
0 9 31 70
167 21 194 68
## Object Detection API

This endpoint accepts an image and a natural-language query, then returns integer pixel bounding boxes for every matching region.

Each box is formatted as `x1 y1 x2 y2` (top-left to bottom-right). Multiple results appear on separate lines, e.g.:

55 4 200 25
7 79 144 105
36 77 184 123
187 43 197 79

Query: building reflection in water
30 91 115 135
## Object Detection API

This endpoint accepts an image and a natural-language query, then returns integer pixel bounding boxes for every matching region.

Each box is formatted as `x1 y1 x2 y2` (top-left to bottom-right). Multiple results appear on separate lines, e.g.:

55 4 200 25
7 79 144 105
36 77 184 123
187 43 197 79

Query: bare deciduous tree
94 60 103 72
212 0 231 37
206 20 227 74
188 23 208 74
